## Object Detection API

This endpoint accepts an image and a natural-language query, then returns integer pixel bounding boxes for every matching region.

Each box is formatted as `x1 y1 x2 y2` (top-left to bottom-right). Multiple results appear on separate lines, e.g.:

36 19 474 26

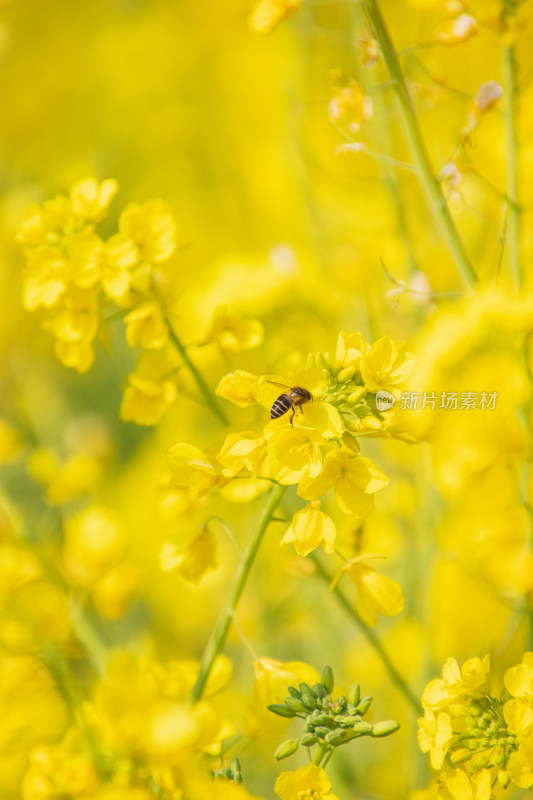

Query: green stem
190 483 287 703
503 15 522 289
361 0 478 289
310 554 421 714
312 743 328 766
167 321 229 426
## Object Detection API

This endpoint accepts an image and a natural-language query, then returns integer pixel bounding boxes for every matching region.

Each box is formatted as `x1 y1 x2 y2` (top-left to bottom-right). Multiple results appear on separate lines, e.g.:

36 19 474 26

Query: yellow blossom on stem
63 505 128 587
417 707 454 769
124 300 169 350
216 370 259 407
266 425 325 483
167 443 227 501
361 336 417 393
504 653 533 736
281 501 336 556
118 199 176 263
217 431 266 477
298 449 388 515
205 308 263 352
159 528 218 585
248 0 301 34
70 177 118 221
422 656 491 709
275 765 339 800
331 555 404 626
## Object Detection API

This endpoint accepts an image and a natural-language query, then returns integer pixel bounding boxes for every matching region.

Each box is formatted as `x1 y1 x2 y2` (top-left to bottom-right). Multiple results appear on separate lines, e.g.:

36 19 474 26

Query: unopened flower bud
301 692 316 710
355 696 372 715
230 759 242 783
349 684 361 706
342 432 360 453
351 721 373 735
313 714 333 727
348 388 366 404
450 748 471 765
285 697 306 713
288 686 302 699
322 665 335 693
337 695 347 708
337 366 356 383
326 730 346 746
274 739 299 760
362 416 382 430
471 754 489 769
315 726 332 738
492 747 505 766
345 418 362 432
371 720 400 737
268 703 296 718
498 770 510 789
313 683 328 700
300 733 318 746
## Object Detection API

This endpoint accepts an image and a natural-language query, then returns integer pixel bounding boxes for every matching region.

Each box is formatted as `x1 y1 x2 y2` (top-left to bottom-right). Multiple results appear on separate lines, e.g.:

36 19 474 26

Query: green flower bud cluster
268 666 400 762
214 758 242 783
310 354 382 426
450 696 518 777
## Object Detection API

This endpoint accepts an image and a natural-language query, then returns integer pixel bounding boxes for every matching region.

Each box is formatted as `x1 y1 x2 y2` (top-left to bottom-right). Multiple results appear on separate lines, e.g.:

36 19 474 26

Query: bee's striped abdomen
271 393 292 419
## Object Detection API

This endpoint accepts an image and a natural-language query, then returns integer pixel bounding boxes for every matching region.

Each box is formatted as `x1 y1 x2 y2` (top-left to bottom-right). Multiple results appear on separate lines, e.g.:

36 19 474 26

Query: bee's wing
266 380 292 390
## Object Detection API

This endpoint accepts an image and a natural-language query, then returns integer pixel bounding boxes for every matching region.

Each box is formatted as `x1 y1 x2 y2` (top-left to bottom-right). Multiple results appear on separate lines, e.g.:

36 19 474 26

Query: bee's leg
290 407 296 426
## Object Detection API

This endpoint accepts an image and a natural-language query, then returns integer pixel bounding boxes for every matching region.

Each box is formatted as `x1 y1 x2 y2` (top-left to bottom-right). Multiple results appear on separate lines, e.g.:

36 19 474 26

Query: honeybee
268 382 312 425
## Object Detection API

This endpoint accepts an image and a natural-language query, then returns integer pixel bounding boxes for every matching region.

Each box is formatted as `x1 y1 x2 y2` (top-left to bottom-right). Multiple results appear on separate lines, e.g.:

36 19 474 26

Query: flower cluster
20 651 259 800
418 654 533 797
270 665 399 799
17 178 177 376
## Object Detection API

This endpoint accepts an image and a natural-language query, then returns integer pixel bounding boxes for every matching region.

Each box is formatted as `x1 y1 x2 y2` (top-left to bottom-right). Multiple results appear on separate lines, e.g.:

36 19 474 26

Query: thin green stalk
361 0 478 289
310 554 421 714
312 743 328 766
503 16 522 289
190 483 287 703
167 321 229 426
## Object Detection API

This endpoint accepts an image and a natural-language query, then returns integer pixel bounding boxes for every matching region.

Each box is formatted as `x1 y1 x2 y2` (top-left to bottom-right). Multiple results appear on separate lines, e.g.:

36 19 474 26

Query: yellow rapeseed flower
275 764 339 800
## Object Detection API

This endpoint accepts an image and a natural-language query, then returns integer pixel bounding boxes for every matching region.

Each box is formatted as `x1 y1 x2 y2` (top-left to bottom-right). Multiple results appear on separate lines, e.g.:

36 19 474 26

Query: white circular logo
376 390 396 412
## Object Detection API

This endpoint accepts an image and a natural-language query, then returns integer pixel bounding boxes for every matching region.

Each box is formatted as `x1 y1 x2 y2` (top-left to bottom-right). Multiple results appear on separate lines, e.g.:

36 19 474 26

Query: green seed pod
268 704 295 718
274 740 299 761
355 696 372 716
498 770 511 789
450 749 471 765
322 665 335 694
288 686 302 700
314 726 331 738
285 697 306 713
371 720 400 738
230 759 242 784
300 733 318 746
